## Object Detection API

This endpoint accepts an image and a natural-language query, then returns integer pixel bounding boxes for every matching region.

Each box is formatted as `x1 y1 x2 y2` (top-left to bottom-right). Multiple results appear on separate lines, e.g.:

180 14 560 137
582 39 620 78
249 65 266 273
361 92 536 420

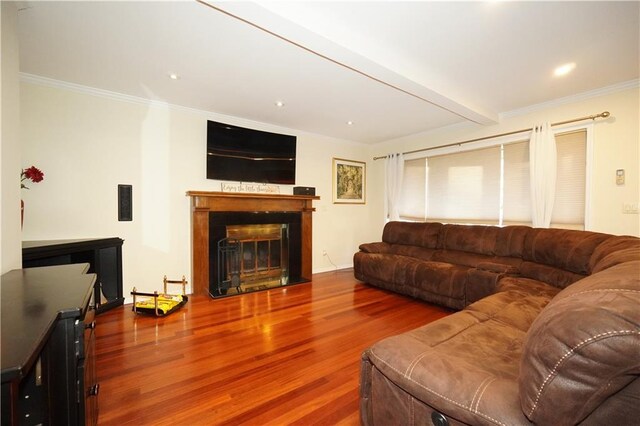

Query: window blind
503 140 531 225
399 158 427 221
551 130 586 228
397 129 586 228
426 146 501 224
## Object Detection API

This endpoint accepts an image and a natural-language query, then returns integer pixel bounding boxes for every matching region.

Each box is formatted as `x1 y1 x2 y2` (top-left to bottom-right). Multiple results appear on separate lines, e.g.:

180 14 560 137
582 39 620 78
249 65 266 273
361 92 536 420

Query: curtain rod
373 111 610 160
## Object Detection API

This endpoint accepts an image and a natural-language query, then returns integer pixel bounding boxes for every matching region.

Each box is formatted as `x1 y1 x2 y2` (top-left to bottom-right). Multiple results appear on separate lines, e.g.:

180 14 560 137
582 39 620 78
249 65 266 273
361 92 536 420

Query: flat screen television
207 120 296 184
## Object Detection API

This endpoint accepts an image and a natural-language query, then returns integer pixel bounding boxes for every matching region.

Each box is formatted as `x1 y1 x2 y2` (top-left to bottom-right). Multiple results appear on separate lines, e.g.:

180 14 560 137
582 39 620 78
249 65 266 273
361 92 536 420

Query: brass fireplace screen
216 224 289 296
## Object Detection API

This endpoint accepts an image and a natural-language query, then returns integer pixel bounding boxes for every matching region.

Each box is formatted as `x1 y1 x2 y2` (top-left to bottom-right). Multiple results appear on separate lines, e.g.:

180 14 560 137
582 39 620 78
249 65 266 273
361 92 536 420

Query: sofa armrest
359 242 391 254
466 263 520 305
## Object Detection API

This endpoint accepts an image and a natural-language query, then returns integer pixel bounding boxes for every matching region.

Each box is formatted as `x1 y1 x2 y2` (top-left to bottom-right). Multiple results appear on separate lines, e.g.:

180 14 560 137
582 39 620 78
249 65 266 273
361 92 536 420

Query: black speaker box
118 184 133 221
293 186 315 196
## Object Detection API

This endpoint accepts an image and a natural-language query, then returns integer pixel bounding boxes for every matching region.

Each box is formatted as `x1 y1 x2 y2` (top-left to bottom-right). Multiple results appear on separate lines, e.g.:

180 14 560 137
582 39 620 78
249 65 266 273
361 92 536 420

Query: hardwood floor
96 269 450 425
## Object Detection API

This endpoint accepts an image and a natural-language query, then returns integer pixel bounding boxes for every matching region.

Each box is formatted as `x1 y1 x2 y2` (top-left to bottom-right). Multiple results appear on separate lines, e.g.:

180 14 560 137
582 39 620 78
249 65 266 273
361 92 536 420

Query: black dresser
1 264 98 425
22 238 124 313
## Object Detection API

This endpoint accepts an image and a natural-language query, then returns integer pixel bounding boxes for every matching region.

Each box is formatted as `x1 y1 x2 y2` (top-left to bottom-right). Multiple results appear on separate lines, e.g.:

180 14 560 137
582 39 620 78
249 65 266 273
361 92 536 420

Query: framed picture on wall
332 158 366 204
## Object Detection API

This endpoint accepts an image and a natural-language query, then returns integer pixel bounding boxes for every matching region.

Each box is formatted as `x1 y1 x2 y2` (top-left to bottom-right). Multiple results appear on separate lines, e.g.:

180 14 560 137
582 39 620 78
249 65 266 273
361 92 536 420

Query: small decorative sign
221 182 280 194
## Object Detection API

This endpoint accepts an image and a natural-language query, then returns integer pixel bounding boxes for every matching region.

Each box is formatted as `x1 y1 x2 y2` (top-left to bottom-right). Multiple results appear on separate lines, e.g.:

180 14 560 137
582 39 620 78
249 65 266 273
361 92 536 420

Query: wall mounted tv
207 120 296 185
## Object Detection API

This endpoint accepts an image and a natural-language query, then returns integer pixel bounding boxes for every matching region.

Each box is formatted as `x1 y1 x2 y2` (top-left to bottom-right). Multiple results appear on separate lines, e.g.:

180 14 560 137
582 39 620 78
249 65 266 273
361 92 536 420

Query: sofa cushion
495 225 532 258
382 221 442 248
519 260 640 425
497 276 560 299
522 228 611 275
438 224 499 255
359 242 437 262
476 262 520 275
365 288 554 425
413 261 468 300
589 235 640 273
519 261 585 289
354 252 466 294
353 251 469 309
389 244 437 262
431 249 494 268
354 253 417 291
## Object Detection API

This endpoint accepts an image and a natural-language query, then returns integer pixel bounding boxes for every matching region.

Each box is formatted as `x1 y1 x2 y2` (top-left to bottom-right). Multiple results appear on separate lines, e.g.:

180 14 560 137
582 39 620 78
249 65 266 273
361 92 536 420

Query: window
426 146 501 224
551 130 587 228
399 129 587 228
502 141 530 224
399 158 427 221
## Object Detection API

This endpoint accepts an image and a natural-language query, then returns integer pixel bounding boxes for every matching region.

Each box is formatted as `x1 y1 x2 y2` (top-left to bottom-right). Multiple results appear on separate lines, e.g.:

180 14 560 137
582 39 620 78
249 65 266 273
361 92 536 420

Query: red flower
21 166 45 189
24 166 44 182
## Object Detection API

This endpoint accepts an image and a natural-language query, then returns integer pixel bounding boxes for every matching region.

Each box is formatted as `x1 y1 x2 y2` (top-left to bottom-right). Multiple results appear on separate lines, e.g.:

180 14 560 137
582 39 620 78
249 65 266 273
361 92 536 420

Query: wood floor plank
96 269 450 425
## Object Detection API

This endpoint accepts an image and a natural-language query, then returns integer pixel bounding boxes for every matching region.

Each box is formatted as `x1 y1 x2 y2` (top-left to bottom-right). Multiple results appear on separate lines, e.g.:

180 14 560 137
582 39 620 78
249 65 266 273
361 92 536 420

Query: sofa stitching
369 349 508 426
527 330 640 418
470 377 492 411
474 377 496 413
405 351 430 377
409 393 414 425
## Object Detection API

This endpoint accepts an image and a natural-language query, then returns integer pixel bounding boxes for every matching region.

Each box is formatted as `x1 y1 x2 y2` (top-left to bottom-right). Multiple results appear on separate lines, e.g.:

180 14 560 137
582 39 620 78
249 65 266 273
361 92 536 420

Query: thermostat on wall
616 169 625 185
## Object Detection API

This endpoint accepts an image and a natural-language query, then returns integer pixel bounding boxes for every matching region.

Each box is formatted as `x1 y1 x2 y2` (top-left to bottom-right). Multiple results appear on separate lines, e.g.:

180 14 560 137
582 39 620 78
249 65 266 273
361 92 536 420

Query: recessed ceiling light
554 63 576 77
346 121 354 125
275 101 284 107
169 73 180 80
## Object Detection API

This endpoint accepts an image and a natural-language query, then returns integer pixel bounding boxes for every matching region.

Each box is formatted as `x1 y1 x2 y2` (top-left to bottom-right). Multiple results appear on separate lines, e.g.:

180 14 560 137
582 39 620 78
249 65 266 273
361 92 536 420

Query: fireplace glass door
215 223 289 295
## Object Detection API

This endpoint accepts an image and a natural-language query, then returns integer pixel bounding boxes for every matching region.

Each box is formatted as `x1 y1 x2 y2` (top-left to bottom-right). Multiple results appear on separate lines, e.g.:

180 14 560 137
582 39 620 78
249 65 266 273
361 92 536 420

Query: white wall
20 81 380 295
1 2 23 274
371 85 640 237
20 74 638 299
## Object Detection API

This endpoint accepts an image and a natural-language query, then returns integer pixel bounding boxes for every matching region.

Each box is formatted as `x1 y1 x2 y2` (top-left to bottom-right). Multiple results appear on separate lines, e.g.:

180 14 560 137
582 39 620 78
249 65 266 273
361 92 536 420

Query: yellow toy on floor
131 275 188 316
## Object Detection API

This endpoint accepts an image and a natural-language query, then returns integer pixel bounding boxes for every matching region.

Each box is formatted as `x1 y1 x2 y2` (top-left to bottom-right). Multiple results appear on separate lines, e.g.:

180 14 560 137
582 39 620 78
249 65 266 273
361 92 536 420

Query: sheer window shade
397 129 586 227
502 131 586 227
503 141 531 225
399 158 427 221
426 146 501 224
551 130 586 228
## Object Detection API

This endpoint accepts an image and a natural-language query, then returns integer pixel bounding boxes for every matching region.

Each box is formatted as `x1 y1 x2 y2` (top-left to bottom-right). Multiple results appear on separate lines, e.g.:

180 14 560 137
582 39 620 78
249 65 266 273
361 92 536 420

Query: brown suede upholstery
519 261 640 425
356 222 640 425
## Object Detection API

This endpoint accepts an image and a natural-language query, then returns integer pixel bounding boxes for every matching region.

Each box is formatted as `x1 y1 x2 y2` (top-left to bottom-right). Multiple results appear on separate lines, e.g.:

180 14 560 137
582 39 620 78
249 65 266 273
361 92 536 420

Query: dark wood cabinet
22 238 124 313
1 264 98 426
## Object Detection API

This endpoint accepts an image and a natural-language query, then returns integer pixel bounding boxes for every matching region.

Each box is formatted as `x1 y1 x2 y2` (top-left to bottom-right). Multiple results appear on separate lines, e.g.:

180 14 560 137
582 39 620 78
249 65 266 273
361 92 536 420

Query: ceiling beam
198 0 499 126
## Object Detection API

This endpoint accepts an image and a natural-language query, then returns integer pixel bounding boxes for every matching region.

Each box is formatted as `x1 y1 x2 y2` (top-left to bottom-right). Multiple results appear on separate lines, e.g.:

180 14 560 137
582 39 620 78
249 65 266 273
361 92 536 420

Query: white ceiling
16 1 639 144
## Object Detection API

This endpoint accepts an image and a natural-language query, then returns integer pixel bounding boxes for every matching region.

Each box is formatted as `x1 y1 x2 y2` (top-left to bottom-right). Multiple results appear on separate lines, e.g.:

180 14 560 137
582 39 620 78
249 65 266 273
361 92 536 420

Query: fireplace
216 224 288 295
228 224 287 284
187 191 319 296
211 216 299 297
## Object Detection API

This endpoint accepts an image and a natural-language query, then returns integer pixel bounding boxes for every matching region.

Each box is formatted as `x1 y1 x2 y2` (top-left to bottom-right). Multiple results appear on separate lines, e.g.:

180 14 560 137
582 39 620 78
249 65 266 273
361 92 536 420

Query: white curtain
385 153 404 221
529 123 557 227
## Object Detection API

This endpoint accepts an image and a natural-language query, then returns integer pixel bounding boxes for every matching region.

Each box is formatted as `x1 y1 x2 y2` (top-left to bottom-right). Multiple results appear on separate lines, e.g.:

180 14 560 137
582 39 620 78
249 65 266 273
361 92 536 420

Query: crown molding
19 72 204 113
19 72 367 146
21 72 637 146
500 79 639 120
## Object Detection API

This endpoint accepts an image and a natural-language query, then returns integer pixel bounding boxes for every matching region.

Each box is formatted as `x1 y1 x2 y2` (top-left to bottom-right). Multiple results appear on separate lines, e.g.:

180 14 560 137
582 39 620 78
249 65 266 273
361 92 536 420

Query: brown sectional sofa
354 222 640 425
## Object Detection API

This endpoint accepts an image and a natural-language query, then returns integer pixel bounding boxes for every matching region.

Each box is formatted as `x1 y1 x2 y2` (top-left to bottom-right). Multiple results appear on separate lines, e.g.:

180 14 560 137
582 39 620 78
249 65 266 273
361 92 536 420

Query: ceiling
16 1 639 144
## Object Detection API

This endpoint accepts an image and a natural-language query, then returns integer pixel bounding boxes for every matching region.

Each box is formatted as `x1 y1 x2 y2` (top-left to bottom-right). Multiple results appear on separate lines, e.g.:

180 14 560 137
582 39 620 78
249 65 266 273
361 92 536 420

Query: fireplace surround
187 191 319 296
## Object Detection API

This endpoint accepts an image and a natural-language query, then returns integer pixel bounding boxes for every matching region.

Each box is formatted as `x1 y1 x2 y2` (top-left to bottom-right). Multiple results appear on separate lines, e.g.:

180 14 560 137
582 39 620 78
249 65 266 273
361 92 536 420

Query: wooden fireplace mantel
187 191 320 295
